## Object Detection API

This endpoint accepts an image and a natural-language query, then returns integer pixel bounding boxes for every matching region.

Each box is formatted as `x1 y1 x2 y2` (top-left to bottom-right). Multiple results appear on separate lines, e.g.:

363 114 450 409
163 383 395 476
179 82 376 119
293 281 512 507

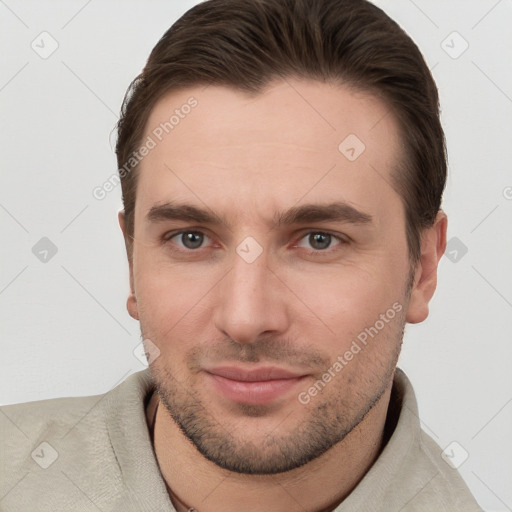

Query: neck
147 385 393 512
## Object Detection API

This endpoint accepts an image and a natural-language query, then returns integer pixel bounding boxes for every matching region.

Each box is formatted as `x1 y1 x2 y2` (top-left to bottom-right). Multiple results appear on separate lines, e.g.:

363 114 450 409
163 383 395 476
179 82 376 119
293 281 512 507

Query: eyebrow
146 203 223 225
275 202 372 226
145 201 372 228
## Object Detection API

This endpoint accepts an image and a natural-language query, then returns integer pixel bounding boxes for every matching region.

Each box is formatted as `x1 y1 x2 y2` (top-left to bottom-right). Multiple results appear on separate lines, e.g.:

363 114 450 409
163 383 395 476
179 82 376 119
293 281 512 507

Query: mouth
204 366 309 405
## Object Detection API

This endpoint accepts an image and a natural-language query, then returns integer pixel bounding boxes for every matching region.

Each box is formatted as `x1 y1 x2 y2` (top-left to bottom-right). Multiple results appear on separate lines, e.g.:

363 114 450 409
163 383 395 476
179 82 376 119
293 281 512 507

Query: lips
207 366 304 382
205 366 308 405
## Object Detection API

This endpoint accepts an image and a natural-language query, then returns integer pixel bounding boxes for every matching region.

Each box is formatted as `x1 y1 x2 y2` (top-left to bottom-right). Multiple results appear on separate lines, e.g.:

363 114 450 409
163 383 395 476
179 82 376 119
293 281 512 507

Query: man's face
125 78 418 474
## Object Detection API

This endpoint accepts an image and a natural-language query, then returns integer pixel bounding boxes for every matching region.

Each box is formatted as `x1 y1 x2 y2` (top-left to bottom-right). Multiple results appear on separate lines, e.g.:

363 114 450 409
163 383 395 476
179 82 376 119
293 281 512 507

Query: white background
0 1 511 510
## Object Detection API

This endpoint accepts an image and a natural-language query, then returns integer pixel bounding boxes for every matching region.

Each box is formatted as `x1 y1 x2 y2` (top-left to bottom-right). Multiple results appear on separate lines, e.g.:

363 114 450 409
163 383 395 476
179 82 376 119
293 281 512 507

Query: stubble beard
148 319 405 475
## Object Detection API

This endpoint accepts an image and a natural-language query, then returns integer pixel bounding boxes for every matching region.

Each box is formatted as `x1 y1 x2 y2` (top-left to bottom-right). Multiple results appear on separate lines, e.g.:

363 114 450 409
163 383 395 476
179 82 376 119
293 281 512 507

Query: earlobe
118 210 139 321
406 211 447 324
127 294 139 321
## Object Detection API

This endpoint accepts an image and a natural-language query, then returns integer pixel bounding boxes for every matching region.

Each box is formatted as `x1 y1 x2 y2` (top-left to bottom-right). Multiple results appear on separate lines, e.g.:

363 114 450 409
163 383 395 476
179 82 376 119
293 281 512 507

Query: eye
296 232 343 251
167 231 210 250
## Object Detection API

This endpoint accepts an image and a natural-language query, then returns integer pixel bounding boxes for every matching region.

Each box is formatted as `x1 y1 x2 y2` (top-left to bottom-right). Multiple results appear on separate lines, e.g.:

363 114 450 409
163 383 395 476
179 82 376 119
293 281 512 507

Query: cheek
281 263 407 372
286 262 402 328
133 258 219 349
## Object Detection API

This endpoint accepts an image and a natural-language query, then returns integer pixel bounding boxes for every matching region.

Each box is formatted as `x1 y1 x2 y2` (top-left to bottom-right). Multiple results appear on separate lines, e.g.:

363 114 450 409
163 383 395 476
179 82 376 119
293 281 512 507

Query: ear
118 210 139 321
406 211 447 324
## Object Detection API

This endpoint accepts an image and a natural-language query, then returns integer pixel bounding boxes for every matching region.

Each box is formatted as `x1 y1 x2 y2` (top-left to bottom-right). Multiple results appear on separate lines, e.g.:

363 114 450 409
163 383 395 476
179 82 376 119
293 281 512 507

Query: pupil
183 232 203 249
310 233 331 250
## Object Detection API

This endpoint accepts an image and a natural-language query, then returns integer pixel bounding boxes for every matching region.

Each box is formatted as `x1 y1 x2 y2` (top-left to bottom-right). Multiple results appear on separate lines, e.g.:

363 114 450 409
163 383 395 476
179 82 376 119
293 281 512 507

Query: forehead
136 78 403 223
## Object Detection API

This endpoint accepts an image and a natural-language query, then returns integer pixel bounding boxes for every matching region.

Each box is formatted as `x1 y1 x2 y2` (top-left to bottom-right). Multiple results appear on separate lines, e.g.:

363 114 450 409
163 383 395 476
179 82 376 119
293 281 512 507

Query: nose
213 247 290 345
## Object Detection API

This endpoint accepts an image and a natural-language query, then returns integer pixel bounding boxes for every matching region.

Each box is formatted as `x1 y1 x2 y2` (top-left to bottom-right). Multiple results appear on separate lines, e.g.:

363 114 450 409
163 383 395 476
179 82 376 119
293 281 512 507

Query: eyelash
162 229 348 256
162 231 215 251
294 231 346 254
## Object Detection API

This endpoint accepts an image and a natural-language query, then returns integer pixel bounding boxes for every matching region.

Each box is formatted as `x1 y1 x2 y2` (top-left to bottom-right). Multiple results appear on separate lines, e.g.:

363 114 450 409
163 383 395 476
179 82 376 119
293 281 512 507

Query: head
116 0 447 474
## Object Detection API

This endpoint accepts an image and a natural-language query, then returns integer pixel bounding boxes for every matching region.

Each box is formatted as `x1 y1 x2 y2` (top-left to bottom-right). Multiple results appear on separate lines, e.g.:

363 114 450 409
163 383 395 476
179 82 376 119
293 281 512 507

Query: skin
119 78 447 512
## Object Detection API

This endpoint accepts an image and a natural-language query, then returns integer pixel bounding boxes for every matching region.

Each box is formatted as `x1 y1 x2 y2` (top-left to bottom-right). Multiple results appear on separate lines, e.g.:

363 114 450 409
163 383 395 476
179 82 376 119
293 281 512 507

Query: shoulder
416 430 482 511
0 370 155 511
0 390 110 494
390 369 483 511
1 391 108 441
0 369 153 445
356 368 484 512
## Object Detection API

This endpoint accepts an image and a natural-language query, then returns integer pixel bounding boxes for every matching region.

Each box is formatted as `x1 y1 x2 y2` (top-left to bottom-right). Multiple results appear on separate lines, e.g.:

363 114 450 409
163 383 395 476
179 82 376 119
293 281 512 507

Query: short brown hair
116 0 446 263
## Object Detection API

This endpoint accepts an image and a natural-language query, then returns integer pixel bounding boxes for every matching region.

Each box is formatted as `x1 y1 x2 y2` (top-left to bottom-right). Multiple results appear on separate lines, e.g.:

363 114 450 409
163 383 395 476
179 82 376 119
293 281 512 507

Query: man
0 0 483 510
